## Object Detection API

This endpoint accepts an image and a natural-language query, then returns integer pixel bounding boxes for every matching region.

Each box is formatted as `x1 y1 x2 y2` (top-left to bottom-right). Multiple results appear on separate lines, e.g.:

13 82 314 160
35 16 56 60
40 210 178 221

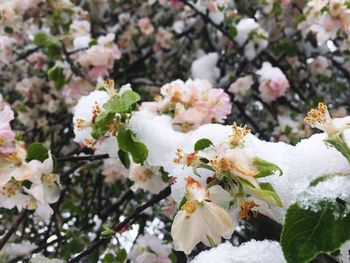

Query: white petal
44 183 60 204
171 209 204 254
208 185 232 209
202 201 234 240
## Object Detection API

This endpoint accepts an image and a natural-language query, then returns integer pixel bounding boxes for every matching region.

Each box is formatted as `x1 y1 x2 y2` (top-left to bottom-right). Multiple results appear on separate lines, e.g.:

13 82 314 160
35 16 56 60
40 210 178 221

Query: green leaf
33 33 62 60
117 128 148 164
91 111 116 139
178 196 188 209
121 90 141 107
103 253 115 263
281 201 350 263
118 150 130 169
33 33 48 46
272 2 282 16
253 157 283 178
4 26 13 34
48 65 66 91
229 25 237 38
101 225 115 239
240 179 283 207
194 138 213 151
309 173 346 187
295 14 306 24
104 91 141 114
26 143 49 162
115 249 127 263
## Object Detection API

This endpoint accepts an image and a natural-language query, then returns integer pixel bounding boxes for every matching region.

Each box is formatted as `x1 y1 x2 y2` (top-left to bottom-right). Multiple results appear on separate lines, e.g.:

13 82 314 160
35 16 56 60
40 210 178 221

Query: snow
340 240 350 263
191 52 219 85
297 176 350 215
129 111 350 221
191 240 286 263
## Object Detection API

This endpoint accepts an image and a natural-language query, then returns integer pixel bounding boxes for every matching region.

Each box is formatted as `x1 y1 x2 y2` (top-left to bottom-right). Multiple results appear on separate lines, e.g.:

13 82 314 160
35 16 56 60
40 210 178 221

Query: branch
0 210 27 251
67 186 171 262
57 154 109 162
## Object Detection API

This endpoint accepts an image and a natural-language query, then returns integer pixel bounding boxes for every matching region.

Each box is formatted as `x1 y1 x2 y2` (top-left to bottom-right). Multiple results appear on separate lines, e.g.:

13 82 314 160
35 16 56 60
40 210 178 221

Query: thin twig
57 154 109 162
67 186 171 262
0 210 27 251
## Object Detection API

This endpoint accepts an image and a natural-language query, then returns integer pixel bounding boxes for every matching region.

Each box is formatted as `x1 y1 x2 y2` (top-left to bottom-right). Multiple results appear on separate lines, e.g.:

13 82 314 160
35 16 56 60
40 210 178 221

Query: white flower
102 158 129 183
30 255 64 263
129 164 168 194
73 90 110 147
130 233 172 263
304 102 340 136
0 180 29 210
235 18 268 60
0 240 36 260
228 75 254 101
171 177 234 254
24 153 60 221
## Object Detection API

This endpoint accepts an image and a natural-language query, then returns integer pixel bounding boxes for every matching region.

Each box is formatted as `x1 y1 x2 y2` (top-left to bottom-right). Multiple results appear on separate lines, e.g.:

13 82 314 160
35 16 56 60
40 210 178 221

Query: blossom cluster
0 97 60 221
140 79 231 132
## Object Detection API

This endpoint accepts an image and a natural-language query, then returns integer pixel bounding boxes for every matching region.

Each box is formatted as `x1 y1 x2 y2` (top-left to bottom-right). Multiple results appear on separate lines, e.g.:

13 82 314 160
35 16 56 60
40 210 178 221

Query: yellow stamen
180 122 193 133
230 122 250 147
173 148 184 164
182 200 198 219
91 102 101 124
2 183 17 197
76 119 89 130
213 158 233 173
43 173 57 187
4 152 22 165
304 102 328 126
239 200 259 220
103 79 116 97
0 136 5 146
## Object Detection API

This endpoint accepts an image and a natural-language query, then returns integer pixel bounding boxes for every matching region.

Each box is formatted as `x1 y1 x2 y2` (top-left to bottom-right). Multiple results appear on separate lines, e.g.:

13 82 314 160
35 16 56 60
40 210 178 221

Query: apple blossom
256 62 290 103
171 177 234 254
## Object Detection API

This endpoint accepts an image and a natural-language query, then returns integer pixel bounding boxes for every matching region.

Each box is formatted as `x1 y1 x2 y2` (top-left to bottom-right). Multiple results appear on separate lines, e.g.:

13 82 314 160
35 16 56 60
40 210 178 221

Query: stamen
304 102 328 126
103 79 116 97
239 200 259 220
230 122 250 147
91 102 101 124
182 200 197 219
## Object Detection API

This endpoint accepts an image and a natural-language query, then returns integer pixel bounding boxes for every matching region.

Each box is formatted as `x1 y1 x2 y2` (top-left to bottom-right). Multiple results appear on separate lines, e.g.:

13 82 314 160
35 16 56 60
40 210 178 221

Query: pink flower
170 0 183 8
0 106 15 154
281 0 291 9
27 52 47 70
88 65 109 79
228 75 254 102
257 62 289 103
138 18 154 35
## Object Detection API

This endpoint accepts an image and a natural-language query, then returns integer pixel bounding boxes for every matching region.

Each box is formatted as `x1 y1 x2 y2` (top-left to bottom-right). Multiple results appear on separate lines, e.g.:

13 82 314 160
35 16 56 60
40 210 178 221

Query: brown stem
67 186 171 262
57 154 109 162
0 210 27 251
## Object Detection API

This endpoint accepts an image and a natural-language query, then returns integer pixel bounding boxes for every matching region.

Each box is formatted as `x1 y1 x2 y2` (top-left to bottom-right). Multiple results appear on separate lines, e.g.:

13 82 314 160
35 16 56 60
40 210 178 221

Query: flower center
43 173 57 187
0 136 5 146
2 182 18 197
304 102 328 126
182 200 198 219
239 200 259 220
